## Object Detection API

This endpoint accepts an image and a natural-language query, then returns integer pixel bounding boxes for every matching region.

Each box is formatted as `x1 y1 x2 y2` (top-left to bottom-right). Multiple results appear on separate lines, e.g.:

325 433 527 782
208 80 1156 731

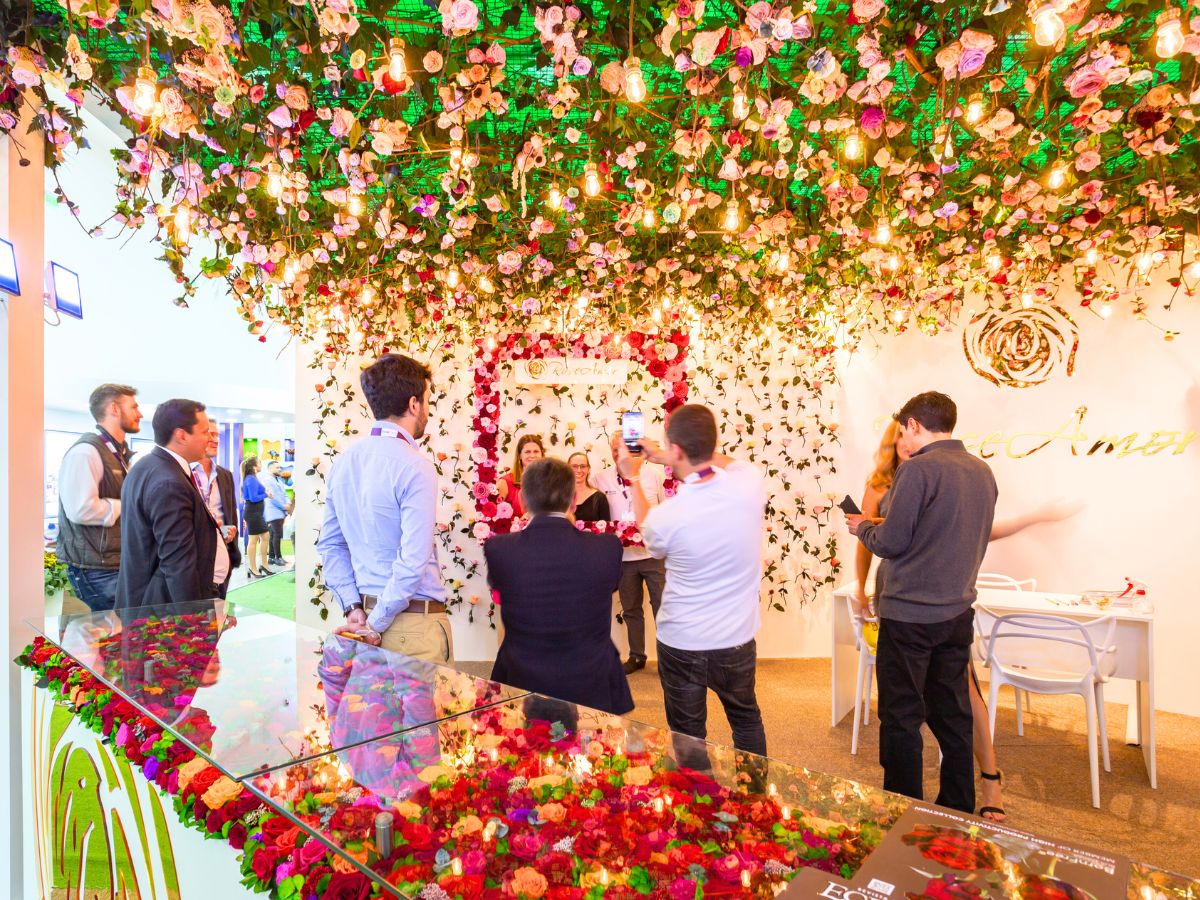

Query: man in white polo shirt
618 404 768 759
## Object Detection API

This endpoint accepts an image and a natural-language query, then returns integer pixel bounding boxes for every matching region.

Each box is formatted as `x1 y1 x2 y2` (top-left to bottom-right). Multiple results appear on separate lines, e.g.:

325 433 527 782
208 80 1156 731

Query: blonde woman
855 420 1080 823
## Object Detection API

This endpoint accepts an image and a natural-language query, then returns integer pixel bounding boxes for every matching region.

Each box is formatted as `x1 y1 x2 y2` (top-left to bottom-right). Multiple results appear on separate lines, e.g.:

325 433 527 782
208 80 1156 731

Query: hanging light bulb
722 198 740 232
890 308 908 324
1021 292 1034 308
1047 163 1066 189
547 185 563 209
965 93 986 124
479 274 494 293
447 266 460 289
652 306 663 323
731 90 750 120
361 283 374 306
844 130 862 160
986 253 1002 271
1154 9 1185 58
1186 261 1200 280
584 163 601 197
265 164 284 199
1099 301 1113 319
173 203 190 239
388 37 407 81
1085 247 1098 266
774 249 791 273
623 57 647 103
886 254 900 271
642 206 656 228
874 220 892 244
133 66 159 117
347 192 364 216
1030 1 1065 47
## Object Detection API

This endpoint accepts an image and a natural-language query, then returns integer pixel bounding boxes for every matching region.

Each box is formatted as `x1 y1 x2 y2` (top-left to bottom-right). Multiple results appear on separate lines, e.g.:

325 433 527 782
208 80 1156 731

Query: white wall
42 106 294 419
836 271 1200 716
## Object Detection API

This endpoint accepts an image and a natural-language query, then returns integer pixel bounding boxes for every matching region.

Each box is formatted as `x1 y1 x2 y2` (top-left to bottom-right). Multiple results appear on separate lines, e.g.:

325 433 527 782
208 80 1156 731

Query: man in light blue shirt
263 460 290 566
317 354 453 664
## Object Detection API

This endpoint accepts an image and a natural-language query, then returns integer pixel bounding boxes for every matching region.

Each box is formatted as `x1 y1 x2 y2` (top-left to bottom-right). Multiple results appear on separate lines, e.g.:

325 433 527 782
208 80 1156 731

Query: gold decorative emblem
963 304 1078 389
525 359 546 379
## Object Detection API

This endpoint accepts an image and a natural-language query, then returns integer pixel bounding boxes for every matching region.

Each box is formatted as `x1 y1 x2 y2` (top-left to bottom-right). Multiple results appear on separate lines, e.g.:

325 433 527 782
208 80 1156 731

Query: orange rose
624 765 653 786
200 775 243 810
536 802 566 824
176 757 210 793
510 867 548 898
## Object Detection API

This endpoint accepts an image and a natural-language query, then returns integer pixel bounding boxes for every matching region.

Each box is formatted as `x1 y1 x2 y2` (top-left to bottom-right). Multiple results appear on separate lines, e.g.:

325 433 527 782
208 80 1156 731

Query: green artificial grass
228 570 297 621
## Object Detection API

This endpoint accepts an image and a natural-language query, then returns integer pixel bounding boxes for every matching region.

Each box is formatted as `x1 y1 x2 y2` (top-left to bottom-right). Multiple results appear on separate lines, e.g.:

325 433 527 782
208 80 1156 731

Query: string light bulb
1047 163 1066 189
361 283 374 306
547 184 563 209
844 130 862 160
774 249 791 273
584 163 601 197
1030 1 1065 47
732 90 750 120
874 220 892 244
1085 247 1098 266
347 192 363 217
887 254 900 271
965 93 986 124
722 198 740 232
642 206 655 228
1099 301 1113 319
1186 261 1200 280
173 203 190 239
479 274 494 293
387 37 407 81
265 164 284 199
133 65 159 117
1154 9 1185 58
1021 292 1034 308
447 266 460 289
623 57 647 103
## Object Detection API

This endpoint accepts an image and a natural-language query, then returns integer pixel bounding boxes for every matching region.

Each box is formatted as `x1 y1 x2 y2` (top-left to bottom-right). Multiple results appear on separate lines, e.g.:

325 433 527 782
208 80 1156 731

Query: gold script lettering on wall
958 408 1200 460
963 305 1079 389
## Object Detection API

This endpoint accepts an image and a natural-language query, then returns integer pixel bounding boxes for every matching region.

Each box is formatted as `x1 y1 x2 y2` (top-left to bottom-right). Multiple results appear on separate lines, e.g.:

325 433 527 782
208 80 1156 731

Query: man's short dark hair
665 404 718 465
88 384 137 422
360 354 432 420
152 399 205 446
520 458 575 515
895 391 957 434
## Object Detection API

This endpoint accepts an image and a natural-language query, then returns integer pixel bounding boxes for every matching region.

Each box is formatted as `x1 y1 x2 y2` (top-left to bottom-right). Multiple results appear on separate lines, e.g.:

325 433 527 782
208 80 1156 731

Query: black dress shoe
623 655 647 675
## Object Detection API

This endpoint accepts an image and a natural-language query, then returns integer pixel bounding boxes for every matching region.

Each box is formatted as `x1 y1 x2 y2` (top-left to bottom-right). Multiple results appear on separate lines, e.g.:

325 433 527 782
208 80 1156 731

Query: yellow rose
452 814 483 836
528 774 564 790
176 757 210 793
201 775 243 810
510 867 548 899
393 800 423 820
624 765 653 786
417 764 455 784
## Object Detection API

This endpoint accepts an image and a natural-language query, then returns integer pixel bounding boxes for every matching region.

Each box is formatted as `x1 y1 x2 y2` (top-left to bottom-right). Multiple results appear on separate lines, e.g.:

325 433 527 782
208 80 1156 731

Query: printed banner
511 357 632 385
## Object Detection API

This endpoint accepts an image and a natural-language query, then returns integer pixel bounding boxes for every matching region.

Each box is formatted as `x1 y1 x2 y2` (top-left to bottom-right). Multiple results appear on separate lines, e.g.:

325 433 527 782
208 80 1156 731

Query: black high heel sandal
979 770 1006 822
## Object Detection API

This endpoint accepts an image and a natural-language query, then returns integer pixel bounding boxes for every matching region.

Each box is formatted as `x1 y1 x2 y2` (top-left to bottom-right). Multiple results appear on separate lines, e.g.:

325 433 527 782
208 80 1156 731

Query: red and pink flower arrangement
471 332 689 544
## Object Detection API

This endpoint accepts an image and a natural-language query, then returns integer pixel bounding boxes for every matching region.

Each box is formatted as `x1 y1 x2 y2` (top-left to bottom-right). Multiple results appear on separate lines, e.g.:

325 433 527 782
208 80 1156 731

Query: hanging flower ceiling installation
3 0 1200 355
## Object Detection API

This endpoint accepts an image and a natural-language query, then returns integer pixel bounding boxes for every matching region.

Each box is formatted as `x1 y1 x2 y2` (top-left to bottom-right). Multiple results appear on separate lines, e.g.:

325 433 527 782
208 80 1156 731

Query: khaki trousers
378 611 454 665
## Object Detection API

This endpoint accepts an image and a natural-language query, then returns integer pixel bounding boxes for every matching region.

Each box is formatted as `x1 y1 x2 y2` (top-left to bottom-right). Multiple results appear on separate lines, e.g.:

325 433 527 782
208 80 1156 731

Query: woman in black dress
568 452 610 522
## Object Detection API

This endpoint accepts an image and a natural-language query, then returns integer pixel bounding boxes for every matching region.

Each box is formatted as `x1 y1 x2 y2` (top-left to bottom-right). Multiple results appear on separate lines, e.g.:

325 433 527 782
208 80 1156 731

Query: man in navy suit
485 458 634 715
115 399 224 610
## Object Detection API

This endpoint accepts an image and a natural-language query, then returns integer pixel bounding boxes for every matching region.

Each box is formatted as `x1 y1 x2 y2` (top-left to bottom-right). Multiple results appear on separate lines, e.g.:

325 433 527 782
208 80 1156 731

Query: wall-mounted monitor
0 237 19 296
48 261 83 319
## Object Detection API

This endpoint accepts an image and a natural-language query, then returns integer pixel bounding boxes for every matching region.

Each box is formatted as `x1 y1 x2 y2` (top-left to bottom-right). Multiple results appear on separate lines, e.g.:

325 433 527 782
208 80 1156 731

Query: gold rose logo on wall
963 304 1079 389
525 359 546 379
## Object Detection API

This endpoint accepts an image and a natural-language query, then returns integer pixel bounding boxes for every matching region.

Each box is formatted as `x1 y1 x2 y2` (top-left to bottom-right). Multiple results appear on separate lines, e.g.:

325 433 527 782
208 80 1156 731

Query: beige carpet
461 657 1199 879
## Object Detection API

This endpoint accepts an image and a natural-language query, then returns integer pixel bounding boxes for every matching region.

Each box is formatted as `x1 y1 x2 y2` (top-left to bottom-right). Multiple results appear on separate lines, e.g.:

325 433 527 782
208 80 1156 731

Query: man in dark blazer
485 458 633 715
115 399 223 610
191 419 242 597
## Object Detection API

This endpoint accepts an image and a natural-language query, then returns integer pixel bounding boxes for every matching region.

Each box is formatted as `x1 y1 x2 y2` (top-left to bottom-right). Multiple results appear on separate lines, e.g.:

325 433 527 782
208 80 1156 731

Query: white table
830 584 1157 789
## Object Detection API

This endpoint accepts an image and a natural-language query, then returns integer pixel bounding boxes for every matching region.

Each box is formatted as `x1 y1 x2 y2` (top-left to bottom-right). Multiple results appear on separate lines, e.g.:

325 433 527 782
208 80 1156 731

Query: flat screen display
50 261 82 319
0 238 19 295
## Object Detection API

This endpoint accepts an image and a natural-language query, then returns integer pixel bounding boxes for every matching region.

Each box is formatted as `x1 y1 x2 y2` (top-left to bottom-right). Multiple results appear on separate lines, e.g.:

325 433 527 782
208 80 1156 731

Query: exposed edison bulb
1099 301 1113 319
486 334 497 351
347 192 364 216
478 274 494 293
584 163 601 197
1021 292 1034 308
965 93 986 124
774 249 791 273
1030 1 1065 47
1154 9 1185 58
890 308 908 324
1186 261 1200 280
642 207 655 228
652 306 663 324
265 165 283 199
173 204 190 239
722 198 740 232
986 253 1002 272
1047 163 1066 190
1085 247 1098 266
133 66 158 117
732 90 750 120
547 185 563 209
623 58 647 103
887 254 900 271
844 131 862 160
874 220 892 244
1136 251 1155 273
449 145 463 168
361 283 374 306
447 266 460 289
388 37 407 81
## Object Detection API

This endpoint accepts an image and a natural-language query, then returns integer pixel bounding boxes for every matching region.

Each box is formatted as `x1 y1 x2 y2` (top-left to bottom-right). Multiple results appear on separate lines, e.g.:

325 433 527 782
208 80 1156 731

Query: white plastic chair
977 572 1038 591
983 612 1117 808
845 595 877 755
975 575 1036 724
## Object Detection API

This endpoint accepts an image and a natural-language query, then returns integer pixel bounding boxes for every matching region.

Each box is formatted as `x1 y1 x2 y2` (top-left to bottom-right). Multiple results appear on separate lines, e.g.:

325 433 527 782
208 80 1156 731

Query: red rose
907 874 985 900
903 826 1001 871
274 824 302 852
399 820 434 851
260 815 295 844
387 864 427 886
626 332 645 348
547 889 585 900
1018 875 1091 900
186 766 220 801
439 874 485 899
328 804 380 835
250 845 281 882
227 822 247 850
324 871 373 900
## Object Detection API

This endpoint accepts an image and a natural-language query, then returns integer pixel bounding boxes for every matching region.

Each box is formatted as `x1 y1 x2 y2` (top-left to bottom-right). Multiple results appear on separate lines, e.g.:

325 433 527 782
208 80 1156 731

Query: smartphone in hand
838 494 862 516
621 410 645 453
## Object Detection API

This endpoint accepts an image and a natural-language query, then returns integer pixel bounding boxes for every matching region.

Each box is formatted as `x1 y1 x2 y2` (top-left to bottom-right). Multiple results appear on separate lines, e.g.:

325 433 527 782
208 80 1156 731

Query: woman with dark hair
568 452 610 522
496 433 544 519
241 457 272 578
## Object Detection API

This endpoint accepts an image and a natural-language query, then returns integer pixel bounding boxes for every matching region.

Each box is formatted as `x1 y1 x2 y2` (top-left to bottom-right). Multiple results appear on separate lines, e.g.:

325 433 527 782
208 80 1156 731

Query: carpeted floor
459 657 1200 879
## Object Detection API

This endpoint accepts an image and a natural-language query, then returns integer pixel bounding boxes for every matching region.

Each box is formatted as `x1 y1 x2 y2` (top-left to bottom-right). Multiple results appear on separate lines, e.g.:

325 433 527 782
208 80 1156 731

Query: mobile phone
621 411 645 453
838 494 862 516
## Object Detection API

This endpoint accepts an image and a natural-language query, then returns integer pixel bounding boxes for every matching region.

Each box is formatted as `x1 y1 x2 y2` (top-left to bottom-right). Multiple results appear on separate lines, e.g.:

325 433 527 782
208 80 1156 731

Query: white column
0 106 46 893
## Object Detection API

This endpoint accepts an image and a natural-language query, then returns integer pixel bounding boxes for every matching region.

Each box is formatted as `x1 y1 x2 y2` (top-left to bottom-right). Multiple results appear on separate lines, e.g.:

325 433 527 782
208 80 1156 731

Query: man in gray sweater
848 391 997 814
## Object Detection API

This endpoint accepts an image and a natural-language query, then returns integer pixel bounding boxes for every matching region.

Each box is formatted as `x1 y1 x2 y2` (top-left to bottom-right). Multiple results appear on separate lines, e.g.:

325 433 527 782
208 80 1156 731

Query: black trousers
267 519 284 559
876 609 976 813
657 639 767 771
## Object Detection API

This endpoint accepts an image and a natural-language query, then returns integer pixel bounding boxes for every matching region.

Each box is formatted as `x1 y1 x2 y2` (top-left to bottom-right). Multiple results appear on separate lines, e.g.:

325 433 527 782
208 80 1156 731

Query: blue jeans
65 565 118 612
656 638 767 770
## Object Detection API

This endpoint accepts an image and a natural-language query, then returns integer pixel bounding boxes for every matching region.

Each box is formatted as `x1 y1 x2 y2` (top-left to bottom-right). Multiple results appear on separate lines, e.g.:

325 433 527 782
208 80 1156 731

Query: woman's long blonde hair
867 420 901 492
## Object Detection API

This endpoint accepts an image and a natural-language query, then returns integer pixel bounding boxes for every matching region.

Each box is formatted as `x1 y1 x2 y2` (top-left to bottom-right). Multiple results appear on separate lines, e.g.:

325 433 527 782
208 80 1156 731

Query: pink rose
1074 150 1102 172
852 0 885 21
330 108 355 138
423 51 443 73
957 46 989 77
440 0 479 33
1065 64 1107 98
267 105 293 129
860 106 885 137
283 85 308 111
